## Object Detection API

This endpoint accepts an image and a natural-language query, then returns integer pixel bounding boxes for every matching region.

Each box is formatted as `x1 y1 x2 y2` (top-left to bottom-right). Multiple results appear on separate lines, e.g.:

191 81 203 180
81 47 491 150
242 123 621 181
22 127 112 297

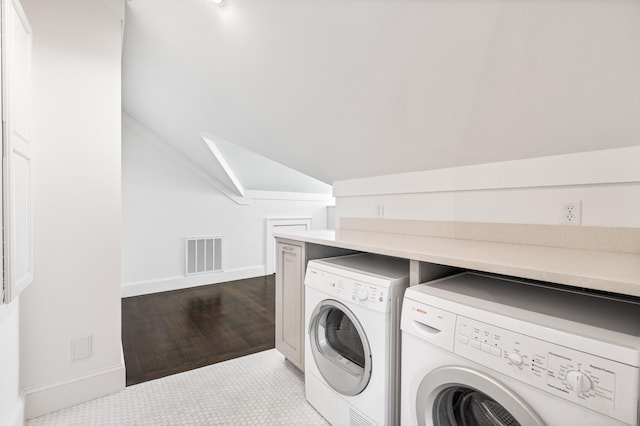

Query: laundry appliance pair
304 255 640 426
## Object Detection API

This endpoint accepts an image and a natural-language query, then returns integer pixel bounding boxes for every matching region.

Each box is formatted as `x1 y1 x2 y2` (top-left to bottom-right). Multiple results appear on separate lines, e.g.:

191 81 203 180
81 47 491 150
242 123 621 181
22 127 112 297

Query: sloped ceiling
202 133 332 194
122 0 640 185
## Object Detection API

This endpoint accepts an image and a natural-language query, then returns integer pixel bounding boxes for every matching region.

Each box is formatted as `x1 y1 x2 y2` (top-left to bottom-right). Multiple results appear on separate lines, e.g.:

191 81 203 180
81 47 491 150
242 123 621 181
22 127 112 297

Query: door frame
265 217 311 275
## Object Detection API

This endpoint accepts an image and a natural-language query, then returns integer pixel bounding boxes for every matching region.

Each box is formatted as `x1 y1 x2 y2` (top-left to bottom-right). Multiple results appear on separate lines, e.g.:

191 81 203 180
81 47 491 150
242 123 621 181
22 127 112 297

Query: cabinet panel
281 247 301 351
275 241 304 369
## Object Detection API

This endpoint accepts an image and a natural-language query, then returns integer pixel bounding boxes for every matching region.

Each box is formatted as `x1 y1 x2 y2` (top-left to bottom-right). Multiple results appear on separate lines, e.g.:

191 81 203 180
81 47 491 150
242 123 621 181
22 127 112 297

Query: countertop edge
274 229 640 298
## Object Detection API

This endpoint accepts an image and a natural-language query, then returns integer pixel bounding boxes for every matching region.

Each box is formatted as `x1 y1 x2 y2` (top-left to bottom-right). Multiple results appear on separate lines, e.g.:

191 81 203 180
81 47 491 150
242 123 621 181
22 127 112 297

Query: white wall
0 304 22 426
122 120 329 296
19 0 124 418
335 147 640 228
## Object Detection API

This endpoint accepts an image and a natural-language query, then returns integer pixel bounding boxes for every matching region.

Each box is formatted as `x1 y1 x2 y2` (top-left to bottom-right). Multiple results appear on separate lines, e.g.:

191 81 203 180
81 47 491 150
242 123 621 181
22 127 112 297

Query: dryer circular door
415 366 545 426
308 299 372 396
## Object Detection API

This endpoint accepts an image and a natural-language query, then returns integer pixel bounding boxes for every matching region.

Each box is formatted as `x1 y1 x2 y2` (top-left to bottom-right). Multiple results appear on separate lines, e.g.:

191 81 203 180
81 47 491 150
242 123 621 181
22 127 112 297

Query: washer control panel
306 268 390 313
454 316 638 425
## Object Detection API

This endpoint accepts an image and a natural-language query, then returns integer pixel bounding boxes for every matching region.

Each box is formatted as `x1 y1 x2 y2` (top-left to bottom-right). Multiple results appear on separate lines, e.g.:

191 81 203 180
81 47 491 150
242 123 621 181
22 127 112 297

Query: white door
2 0 32 303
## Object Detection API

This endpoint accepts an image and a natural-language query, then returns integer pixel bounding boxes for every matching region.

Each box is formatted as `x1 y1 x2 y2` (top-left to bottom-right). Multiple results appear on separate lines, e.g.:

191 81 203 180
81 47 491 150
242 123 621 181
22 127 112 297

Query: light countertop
274 228 640 298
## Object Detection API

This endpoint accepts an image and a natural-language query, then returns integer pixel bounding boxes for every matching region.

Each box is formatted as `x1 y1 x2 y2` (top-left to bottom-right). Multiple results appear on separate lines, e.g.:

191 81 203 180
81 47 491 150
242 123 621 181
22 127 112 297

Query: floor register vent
185 236 222 276
349 408 373 426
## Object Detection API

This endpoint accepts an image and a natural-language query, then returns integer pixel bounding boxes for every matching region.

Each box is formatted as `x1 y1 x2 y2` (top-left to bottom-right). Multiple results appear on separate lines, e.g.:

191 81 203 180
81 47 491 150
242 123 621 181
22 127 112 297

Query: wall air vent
185 236 222 276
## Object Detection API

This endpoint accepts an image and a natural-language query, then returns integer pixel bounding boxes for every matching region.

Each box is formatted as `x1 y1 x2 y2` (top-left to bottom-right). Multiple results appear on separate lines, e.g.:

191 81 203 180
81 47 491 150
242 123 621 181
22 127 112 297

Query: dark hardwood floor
122 275 275 386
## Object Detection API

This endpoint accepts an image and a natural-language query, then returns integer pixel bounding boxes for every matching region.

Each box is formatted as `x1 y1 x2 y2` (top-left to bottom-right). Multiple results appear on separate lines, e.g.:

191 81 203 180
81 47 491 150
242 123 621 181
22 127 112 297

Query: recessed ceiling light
211 0 224 4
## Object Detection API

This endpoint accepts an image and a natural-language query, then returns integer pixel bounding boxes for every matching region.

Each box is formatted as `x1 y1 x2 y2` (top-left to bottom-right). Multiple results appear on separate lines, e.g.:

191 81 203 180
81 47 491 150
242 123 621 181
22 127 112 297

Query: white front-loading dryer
304 254 409 425
401 272 640 426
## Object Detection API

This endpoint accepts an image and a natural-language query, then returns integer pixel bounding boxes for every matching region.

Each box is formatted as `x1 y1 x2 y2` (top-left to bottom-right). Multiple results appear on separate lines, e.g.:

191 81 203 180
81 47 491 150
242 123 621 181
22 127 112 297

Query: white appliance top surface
310 253 409 282
408 272 640 338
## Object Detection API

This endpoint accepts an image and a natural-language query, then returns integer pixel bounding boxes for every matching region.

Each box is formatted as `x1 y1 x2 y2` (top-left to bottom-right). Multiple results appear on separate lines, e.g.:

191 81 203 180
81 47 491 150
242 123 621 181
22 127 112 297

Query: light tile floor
28 350 329 425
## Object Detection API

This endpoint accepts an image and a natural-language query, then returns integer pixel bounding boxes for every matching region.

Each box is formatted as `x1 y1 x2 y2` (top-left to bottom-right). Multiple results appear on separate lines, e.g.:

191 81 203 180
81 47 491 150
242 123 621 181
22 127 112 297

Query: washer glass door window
308 299 372 396
416 367 545 426
433 387 521 426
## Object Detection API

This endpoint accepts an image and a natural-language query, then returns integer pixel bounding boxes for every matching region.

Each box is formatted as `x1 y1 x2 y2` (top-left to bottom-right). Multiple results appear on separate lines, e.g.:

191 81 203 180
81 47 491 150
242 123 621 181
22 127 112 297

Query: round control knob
357 288 369 302
508 352 524 366
566 371 592 395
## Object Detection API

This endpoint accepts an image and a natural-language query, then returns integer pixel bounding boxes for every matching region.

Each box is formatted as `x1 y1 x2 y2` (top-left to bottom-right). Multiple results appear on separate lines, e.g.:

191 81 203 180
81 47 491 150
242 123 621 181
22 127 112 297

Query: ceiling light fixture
211 0 224 5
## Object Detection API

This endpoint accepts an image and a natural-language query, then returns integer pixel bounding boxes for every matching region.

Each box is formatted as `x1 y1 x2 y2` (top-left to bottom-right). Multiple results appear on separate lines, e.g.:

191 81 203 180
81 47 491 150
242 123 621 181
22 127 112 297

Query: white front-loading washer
304 253 409 426
401 272 640 426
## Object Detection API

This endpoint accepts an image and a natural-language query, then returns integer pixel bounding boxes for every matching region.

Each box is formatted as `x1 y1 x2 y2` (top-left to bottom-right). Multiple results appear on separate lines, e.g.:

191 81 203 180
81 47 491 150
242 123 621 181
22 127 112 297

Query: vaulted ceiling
122 0 640 185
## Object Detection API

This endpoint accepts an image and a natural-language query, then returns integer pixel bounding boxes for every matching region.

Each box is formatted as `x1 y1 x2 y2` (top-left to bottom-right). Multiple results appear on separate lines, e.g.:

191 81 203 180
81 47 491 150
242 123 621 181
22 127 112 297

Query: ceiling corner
98 0 125 21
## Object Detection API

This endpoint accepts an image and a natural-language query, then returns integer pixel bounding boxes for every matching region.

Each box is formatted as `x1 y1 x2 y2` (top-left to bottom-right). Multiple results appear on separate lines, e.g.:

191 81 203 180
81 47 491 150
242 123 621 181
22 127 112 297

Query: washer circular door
308 299 372 396
416 366 545 426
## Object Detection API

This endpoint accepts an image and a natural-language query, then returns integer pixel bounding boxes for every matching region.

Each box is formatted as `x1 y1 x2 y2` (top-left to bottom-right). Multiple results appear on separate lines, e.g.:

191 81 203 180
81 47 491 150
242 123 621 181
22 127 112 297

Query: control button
481 343 492 354
566 371 592 395
378 297 384 302
508 352 524 366
357 288 369 302
490 346 502 357
457 335 469 345
470 340 481 350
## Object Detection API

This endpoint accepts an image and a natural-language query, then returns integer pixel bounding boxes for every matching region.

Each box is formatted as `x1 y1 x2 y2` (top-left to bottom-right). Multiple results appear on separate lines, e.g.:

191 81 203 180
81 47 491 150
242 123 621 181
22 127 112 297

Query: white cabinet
275 238 356 370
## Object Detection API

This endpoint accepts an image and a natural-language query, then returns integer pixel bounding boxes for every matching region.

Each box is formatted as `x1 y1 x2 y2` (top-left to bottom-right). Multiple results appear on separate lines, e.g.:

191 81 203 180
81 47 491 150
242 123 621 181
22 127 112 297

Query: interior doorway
264 217 312 275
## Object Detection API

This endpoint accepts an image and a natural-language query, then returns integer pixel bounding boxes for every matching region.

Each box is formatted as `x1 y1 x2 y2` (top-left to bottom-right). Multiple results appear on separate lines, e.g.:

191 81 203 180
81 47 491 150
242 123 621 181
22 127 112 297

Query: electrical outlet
561 201 582 225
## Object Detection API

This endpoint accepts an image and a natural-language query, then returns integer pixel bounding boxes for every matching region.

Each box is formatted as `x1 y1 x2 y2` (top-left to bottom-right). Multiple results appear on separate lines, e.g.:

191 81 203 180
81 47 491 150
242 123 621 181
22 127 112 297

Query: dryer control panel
305 268 391 313
454 316 639 425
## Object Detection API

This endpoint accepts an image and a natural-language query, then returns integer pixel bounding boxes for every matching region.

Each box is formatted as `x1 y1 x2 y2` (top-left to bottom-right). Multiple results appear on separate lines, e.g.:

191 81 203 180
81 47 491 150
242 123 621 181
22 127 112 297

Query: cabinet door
2 0 33 303
275 241 304 369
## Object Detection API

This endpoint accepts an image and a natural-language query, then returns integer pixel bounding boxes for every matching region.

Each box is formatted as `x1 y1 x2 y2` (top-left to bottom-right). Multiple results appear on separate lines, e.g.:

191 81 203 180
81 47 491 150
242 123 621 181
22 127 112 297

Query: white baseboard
24 362 125 420
121 265 267 298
